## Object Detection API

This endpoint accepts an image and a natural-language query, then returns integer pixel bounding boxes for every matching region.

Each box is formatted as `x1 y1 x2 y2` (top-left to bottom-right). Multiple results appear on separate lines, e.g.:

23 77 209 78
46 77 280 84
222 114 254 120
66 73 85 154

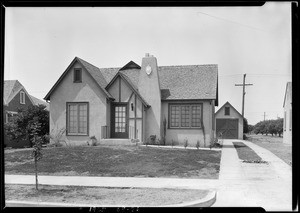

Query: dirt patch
233 142 264 162
5 184 209 207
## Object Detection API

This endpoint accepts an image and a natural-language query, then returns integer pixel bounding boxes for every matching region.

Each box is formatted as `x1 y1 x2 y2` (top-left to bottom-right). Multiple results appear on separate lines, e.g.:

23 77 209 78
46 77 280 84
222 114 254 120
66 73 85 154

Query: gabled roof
215 101 243 118
44 57 219 104
119 61 141 71
44 57 114 101
105 71 150 107
283 82 292 107
158 65 218 101
3 80 34 106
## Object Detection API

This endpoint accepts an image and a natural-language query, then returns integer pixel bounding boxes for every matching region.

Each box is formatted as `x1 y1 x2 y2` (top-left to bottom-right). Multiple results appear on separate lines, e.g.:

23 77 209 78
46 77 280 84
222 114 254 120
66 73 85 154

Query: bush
196 140 200 149
184 138 188 149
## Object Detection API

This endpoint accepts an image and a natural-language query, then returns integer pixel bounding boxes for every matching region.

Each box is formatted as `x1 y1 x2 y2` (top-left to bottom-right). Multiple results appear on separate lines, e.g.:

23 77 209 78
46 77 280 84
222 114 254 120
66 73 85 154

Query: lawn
233 142 266 163
5 184 210 207
246 134 292 166
5 145 221 179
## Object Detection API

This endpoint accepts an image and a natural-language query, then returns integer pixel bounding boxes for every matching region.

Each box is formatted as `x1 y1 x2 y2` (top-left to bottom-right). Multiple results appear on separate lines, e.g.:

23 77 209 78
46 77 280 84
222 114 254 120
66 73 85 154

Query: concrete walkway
212 139 292 211
5 139 292 210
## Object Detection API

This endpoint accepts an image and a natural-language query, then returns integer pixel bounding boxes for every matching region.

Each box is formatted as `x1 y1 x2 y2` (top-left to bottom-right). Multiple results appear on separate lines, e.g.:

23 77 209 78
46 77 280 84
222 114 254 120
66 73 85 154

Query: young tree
30 117 43 190
275 118 283 137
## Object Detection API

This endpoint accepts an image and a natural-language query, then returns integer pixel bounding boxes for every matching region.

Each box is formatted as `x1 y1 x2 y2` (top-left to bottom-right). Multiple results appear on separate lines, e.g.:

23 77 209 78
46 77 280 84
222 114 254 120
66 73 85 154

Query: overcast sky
4 3 291 125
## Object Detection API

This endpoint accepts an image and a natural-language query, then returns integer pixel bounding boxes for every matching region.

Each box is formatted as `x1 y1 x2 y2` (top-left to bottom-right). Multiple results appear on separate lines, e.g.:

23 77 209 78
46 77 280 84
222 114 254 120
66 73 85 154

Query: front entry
111 103 129 138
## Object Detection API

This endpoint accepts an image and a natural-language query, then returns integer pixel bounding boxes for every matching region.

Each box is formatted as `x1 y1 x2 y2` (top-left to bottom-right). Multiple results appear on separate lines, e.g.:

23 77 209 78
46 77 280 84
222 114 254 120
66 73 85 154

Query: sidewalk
5 139 293 210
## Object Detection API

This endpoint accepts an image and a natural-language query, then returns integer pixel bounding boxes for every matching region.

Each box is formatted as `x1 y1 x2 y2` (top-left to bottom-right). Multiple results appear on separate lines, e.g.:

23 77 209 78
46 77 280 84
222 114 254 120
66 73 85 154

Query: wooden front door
111 104 128 138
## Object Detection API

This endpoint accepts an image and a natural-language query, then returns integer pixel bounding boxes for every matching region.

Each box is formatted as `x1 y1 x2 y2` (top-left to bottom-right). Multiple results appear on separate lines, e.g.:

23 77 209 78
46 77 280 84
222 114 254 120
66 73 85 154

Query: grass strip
232 142 267 163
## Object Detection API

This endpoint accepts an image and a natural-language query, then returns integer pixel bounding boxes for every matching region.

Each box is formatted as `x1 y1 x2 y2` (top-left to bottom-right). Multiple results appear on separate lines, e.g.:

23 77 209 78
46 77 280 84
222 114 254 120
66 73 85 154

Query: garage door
216 119 239 139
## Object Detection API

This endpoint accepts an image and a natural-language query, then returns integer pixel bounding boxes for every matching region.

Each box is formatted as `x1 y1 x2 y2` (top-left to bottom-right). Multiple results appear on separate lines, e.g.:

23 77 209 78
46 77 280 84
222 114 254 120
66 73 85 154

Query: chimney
138 53 161 140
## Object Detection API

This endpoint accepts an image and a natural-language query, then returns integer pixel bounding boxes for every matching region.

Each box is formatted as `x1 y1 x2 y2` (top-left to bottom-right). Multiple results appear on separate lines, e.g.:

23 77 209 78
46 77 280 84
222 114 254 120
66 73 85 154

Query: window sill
73 81 82 83
66 133 88 136
168 127 202 130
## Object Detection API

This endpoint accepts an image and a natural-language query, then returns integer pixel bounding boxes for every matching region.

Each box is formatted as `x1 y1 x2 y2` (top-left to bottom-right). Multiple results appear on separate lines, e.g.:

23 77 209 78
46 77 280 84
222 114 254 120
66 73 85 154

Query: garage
215 101 243 139
216 118 239 139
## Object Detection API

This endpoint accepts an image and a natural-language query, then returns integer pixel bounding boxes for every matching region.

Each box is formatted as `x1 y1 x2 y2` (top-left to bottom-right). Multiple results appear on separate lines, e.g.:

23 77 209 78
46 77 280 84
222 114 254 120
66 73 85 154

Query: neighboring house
283 82 292 144
3 80 49 148
44 53 218 147
215 101 243 139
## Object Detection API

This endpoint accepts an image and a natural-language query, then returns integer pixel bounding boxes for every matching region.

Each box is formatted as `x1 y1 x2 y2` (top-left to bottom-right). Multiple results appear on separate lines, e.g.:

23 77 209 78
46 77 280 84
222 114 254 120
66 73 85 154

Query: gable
44 57 113 101
4 80 35 106
6 88 34 111
215 102 242 118
119 61 141 71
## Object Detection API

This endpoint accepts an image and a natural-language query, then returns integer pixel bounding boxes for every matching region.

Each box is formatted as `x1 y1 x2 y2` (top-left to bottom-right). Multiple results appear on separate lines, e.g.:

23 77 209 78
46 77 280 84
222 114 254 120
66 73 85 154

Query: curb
5 190 216 207
140 145 221 151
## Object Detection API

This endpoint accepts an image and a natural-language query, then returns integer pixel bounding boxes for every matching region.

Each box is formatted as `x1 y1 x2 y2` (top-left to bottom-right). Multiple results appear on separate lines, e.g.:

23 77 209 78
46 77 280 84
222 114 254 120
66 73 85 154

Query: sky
4 3 292 125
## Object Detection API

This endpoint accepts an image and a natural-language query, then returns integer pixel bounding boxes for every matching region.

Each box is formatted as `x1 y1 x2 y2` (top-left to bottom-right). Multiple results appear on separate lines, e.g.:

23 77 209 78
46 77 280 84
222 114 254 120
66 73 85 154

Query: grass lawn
246 134 292 166
233 142 266 163
5 184 209 207
5 145 221 179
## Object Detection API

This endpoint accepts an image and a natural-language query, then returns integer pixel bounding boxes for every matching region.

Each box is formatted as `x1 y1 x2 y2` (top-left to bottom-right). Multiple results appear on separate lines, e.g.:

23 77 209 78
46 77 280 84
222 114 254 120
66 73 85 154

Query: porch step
99 139 140 146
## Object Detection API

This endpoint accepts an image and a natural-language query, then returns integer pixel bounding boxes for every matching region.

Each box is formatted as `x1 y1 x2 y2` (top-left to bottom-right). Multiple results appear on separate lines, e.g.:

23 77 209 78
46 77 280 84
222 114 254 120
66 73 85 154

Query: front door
111 103 128 138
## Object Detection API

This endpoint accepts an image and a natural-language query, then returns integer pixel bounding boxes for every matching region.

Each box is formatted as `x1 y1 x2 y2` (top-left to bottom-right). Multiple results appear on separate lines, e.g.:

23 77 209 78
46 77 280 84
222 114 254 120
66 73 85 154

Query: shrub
171 139 174 148
196 140 200 149
184 138 188 149
90 136 98 146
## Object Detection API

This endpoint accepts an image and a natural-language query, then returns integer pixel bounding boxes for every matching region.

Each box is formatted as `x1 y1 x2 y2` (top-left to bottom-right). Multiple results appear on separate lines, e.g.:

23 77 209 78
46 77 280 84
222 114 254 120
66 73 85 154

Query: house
283 82 292 144
3 80 49 123
215 101 243 139
3 80 49 148
44 53 218 147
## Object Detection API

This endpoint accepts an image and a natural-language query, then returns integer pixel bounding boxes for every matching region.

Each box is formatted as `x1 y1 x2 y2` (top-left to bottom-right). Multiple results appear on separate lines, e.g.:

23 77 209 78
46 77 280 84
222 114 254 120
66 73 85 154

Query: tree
275 118 283 137
30 117 43 190
243 118 249 133
5 104 49 146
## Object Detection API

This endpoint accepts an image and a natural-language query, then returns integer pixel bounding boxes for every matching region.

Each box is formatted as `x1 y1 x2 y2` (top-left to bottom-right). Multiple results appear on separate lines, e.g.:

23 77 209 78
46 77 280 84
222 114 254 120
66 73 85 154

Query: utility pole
262 112 268 121
235 74 253 120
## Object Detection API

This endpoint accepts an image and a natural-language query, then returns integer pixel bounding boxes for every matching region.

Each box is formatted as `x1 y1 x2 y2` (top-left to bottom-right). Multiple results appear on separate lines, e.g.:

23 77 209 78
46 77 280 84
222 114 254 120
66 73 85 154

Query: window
169 104 202 128
67 102 88 135
74 68 82 83
225 106 230 115
289 109 292 131
20 91 25 104
284 111 286 131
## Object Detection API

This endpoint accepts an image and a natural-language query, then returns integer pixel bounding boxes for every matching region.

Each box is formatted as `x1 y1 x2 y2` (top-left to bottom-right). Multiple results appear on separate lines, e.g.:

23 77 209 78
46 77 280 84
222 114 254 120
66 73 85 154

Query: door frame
111 102 129 138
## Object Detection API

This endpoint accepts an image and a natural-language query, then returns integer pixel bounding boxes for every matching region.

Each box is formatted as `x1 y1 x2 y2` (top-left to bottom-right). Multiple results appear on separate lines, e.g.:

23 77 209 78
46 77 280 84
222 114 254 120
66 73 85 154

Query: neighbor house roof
44 57 219 104
3 80 35 106
29 95 49 110
283 82 292 107
215 101 243 118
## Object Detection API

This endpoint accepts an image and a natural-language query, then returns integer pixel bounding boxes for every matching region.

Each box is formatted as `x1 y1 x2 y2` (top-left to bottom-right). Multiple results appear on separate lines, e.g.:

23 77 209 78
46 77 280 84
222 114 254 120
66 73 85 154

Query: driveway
212 139 292 211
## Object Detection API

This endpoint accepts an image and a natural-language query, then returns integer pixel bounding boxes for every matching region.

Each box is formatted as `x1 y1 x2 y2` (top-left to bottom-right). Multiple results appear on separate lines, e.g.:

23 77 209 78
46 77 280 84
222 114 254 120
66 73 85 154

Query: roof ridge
159 64 218 68
76 57 101 70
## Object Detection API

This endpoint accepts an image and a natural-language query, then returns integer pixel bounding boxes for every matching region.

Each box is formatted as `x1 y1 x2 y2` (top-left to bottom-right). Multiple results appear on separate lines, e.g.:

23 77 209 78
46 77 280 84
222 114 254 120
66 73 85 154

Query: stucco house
44 54 218 147
215 101 243 139
283 82 292 144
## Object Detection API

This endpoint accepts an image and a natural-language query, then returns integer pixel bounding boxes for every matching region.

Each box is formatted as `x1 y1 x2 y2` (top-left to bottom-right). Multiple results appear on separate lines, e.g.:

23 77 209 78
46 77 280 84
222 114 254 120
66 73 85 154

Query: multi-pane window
74 68 82 83
115 106 126 133
170 105 180 127
191 105 201 127
67 103 88 135
20 91 25 104
170 104 202 128
225 107 230 115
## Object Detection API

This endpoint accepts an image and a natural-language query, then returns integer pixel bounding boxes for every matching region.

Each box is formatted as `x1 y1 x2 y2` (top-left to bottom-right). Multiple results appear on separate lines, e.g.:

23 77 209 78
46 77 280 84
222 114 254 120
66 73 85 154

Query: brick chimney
138 53 161 140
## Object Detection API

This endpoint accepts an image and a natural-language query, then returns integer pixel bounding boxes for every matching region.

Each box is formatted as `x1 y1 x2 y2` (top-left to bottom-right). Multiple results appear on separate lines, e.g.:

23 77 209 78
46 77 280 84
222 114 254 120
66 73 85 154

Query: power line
196 11 266 32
